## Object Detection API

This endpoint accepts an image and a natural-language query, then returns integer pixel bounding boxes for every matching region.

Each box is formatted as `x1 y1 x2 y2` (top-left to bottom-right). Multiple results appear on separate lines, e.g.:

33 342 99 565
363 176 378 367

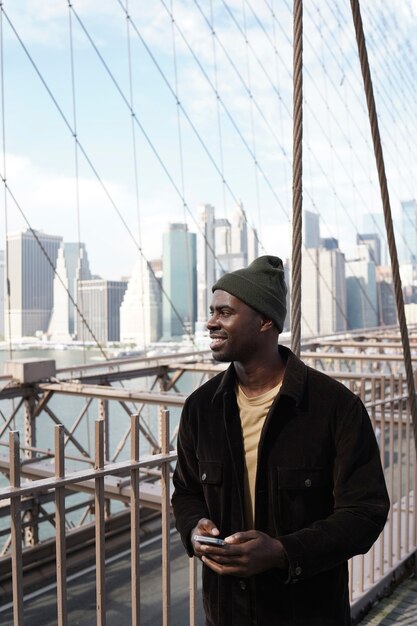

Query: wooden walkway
359 576 417 625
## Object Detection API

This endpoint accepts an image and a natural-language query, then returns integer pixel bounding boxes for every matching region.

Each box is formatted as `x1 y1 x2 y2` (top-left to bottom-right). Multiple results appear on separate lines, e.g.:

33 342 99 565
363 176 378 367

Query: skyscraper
120 256 162 348
162 223 197 339
76 279 127 344
346 244 378 330
5 229 62 340
48 242 92 341
300 211 346 337
304 210 321 249
301 243 347 337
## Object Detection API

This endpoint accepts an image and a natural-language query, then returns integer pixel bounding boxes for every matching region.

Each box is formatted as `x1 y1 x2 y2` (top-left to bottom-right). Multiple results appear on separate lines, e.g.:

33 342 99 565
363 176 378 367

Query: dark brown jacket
172 346 390 625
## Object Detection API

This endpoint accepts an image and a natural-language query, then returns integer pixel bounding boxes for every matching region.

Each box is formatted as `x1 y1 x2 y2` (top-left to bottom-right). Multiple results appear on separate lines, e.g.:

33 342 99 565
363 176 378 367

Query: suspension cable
67 1 92 360
170 0 194 338
0 3 11 358
350 0 417 436
1 5 198 347
125 0 147 351
291 0 303 356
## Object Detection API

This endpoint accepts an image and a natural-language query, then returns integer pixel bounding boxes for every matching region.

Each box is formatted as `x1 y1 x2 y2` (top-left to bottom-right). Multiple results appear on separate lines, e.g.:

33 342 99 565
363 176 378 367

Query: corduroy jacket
172 346 390 625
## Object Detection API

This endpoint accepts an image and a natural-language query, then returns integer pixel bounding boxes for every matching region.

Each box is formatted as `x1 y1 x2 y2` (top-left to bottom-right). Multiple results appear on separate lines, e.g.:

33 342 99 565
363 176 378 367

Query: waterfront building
301 242 347 337
48 243 92 341
5 229 62 340
162 223 197 339
0 250 4 339
346 244 378 330
76 279 127 344
120 256 162 348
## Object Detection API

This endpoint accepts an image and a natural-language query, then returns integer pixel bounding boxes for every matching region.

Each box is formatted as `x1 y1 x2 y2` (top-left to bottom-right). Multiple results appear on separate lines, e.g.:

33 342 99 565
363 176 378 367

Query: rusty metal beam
38 381 187 406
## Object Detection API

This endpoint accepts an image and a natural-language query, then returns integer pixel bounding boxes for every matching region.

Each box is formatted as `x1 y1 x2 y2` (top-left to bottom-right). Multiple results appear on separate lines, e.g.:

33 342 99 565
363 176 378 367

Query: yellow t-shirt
236 382 282 529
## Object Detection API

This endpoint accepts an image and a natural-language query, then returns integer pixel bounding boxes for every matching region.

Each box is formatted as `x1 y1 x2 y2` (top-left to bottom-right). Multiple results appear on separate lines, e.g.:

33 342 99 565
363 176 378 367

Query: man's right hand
191 518 220 557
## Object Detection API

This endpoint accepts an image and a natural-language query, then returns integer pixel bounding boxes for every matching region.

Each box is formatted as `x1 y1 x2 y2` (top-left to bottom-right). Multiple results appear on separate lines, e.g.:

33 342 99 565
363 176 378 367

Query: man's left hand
199 529 288 577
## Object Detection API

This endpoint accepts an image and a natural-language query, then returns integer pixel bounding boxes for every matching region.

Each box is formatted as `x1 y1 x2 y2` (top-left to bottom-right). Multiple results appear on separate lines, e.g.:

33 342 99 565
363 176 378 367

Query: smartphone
193 534 227 546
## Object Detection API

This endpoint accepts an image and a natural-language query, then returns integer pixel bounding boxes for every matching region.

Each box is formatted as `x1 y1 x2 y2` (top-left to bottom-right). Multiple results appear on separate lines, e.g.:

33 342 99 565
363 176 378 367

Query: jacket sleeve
278 396 390 582
171 399 210 557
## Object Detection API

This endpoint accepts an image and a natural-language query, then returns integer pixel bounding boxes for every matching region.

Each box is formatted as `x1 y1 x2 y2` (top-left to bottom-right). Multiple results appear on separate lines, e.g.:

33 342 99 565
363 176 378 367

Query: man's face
207 289 264 363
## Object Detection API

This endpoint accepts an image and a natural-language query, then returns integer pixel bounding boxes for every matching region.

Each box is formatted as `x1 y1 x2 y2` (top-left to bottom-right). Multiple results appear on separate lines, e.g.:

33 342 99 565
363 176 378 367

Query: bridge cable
170 0 195 339
209 0 228 222
291 0 303 356
310 0 417 266
124 0 148 352
258 0 393 327
68 3 89 360
241 0 263 242
350 0 417 435
117 0 259 266
0 5 12 360
1 6 198 349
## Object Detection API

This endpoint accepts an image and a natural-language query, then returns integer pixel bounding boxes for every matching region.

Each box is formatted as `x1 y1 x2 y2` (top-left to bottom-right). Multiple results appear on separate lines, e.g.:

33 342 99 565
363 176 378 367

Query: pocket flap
278 467 329 490
199 461 222 485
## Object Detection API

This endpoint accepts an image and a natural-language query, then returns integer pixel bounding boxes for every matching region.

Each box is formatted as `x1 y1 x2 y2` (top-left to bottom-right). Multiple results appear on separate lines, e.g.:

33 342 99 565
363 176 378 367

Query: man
172 255 389 625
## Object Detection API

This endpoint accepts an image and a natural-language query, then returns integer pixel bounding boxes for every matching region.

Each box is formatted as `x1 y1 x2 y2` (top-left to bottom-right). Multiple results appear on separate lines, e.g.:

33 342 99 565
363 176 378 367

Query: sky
1 0 417 279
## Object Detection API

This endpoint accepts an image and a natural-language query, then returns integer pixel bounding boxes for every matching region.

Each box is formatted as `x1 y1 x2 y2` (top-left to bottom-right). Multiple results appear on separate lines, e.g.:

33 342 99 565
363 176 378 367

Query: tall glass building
162 223 197 340
346 244 378 330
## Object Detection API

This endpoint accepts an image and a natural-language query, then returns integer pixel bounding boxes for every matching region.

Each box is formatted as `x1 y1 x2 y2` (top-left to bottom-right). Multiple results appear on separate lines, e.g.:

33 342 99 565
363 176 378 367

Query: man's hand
199 529 289 578
191 518 221 558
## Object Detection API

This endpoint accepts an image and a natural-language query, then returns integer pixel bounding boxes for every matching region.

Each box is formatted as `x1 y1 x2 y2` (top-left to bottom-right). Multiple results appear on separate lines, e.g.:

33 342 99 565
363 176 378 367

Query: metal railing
0 368 416 624
0 411 184 626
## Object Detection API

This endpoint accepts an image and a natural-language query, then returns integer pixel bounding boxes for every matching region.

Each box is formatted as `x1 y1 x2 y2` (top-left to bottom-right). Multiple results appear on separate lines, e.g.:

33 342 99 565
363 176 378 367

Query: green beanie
212 255 287 332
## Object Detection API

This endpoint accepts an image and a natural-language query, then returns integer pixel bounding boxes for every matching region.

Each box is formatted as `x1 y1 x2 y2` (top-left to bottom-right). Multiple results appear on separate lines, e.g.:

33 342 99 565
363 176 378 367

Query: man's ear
260 317 275 332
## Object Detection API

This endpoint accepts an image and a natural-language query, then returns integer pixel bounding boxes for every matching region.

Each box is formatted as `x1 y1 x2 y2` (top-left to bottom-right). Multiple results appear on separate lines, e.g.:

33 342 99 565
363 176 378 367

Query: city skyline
4 199 417 343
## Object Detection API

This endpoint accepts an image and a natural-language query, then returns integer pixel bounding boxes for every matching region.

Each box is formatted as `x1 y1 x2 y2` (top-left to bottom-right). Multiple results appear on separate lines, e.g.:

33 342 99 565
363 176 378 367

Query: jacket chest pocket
275 467 334 533
198 461 223 523
199 461 222 485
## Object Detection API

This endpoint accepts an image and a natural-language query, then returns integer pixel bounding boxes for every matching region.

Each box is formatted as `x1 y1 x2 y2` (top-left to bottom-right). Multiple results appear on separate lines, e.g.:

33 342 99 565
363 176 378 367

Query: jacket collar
212 344 307 407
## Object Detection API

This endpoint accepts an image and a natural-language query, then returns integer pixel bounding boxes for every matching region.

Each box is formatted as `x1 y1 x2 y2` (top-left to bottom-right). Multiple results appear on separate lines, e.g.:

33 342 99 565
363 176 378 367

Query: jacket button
295 566 302 576
239 579 247 590
201 473 207 481
304 478 312 487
